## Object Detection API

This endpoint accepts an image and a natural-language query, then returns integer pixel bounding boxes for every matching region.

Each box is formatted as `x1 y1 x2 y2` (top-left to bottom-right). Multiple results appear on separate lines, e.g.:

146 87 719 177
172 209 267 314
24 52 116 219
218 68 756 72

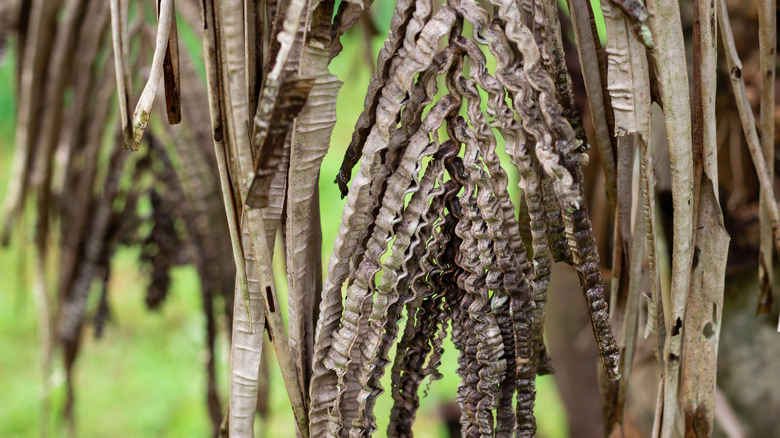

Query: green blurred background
0 2 584 436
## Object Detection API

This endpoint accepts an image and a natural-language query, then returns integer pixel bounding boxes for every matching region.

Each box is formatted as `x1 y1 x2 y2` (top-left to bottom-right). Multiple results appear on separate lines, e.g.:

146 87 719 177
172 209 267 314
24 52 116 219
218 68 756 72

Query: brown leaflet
452 7 546 396
351 151 448 437
28 0 87 287
27 1 97 426
245 77 315 208
245 0 264 121
229 215 268 438
281 0 337 403
337 14 443 419
333 0 419 196
32 0 88 255
450 115 510 437
449 3 540 433
443 142 515 436
53 0 109 202
391 178 451 412
57 1 112 317
347 42 445 282
329 0 374 60
603 133 635 432
214 0 255 325
450 38 535 432
159 0 181 125
567 0 618 211
339 47 451 431
323 96 457 437
492 0 619 386
641 132 663 349
175 1 237 324
157 45 237 427
450 33 539 433
260 0 310 252
1 0 59 245
616 177 647 436
56 60 118 341
309 7 456 436
388 166 460 437
446 156 483 435
60 137 132 422
285 44 340 409
540 172 571 264
537 0 582 267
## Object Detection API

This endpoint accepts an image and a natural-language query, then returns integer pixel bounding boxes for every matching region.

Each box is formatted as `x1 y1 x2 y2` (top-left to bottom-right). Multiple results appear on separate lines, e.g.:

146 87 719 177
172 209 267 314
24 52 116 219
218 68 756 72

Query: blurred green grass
0 8 569 437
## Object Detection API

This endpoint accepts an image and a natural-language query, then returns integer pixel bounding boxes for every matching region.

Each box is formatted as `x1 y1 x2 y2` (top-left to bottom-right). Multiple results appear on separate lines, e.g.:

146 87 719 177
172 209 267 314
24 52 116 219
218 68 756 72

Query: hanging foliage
2 0 779 436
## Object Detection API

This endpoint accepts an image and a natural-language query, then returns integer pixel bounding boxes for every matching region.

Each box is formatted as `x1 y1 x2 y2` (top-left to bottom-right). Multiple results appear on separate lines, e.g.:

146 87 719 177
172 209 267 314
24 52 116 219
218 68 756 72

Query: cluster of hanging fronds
2 0 778 436
0 0 236 433
189 0 625 434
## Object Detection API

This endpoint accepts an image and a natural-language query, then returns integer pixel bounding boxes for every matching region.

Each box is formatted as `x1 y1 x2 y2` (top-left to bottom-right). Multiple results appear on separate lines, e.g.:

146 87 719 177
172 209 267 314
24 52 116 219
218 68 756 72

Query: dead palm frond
3 0 779 436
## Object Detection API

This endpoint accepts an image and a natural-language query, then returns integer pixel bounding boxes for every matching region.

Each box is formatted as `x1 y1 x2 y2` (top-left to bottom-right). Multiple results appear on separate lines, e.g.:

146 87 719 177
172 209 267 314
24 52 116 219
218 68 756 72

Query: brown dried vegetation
1 0 777 436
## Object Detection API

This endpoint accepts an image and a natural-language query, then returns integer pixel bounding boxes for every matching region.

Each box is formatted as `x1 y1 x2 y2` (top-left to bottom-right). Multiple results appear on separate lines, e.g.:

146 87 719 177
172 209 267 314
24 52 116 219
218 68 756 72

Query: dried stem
756 0 776 313
124 0 174 151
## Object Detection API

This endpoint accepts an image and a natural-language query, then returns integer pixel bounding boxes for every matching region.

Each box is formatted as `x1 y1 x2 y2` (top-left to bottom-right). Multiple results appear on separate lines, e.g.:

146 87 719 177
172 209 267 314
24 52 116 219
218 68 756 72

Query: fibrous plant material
2 0 60 244
644 0 695 433
6 0 778 435
679 0 726 435
718 0 780 260
311 0 621 435
599 0 652 430
110 0 132 143
756 0 776 314
567 0 618 211
1 1 236 434
124 0 174 150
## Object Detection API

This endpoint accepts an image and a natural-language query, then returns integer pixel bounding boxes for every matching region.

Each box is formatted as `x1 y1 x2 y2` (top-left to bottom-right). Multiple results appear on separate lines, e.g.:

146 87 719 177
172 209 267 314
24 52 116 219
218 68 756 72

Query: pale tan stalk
757 0 776 313
200 1 262 434
110 0 132 141
616 177 647 434
218 0 310 432
679 0 727 434
246 207 310 436
719 0 780 258
601 0 652 427
286 43 341 399
680 174 728 436
646 0 694 432
219 0 254 194
229 217 268 438
124 0 174 151
568 0 617 210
